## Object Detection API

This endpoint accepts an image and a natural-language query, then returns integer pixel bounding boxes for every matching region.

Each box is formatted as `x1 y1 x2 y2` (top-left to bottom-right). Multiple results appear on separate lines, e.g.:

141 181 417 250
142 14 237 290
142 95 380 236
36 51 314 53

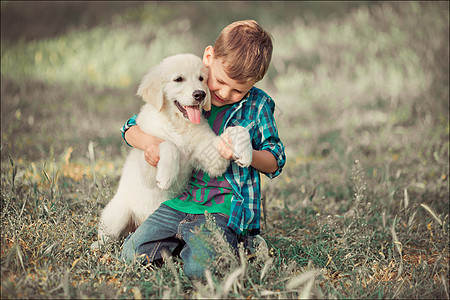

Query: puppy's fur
92 54 252 248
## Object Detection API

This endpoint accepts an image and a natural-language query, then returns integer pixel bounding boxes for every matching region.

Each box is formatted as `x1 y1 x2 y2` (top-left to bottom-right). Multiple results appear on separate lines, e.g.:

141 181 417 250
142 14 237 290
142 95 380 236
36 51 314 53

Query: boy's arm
254 99 286 178
121 115 163 167
124 125 164 167
251 150 278 174
217 131 278 173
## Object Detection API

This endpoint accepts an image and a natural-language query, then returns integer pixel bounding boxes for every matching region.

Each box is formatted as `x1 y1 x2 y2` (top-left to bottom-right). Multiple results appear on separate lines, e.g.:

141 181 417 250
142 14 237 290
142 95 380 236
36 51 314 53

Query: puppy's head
136 54 211 124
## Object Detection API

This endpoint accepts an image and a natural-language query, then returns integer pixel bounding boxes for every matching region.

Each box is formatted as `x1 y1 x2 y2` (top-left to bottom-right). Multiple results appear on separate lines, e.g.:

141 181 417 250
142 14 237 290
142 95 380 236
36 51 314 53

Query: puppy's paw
156 166 173 190
90 234 110 250
224 126 253 168
156 141 179 190
90 240 101 250
235 150 253 168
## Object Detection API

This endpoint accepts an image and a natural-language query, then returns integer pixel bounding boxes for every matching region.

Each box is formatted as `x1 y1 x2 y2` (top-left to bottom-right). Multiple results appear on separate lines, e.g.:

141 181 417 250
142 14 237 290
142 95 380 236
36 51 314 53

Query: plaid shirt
121 86 286 235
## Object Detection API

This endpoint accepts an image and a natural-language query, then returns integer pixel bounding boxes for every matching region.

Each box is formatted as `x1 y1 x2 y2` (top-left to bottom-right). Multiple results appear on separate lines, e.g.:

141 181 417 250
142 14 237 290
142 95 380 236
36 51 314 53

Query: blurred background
1 0 448 212
1 2 448 298
1 1 447 161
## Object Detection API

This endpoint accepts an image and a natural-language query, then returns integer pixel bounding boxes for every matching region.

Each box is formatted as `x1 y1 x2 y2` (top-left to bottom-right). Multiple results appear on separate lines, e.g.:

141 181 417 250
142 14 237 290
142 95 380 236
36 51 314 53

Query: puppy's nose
193 90 206 102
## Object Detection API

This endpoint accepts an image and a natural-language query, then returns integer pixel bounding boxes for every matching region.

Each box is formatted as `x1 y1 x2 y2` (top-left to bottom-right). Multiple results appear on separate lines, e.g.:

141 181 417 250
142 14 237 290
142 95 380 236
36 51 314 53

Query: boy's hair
213 20 273 83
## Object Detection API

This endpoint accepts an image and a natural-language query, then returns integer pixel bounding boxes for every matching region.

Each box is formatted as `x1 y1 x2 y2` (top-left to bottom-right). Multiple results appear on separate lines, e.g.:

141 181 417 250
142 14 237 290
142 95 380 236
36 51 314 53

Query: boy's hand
217 132 234 160
124 125 163 167
142 133 165 167
144 143 160 167
219 126 253 167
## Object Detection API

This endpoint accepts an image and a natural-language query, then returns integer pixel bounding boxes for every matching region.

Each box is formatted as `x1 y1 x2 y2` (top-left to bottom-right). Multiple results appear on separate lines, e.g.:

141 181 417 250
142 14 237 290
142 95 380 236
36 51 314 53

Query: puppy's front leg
156 141 180 190
223 126 253 168
193 133 231 177
193 126 252 177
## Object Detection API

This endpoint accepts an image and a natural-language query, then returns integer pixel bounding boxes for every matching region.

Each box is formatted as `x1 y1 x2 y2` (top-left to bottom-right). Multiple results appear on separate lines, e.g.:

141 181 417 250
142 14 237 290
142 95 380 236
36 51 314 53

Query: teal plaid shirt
121 87 286 235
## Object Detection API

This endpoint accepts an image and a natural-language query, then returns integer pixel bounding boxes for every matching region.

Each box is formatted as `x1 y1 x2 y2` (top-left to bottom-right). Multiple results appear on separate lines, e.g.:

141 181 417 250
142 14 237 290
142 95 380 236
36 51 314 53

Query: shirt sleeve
120 114 138 147
256 101 286 179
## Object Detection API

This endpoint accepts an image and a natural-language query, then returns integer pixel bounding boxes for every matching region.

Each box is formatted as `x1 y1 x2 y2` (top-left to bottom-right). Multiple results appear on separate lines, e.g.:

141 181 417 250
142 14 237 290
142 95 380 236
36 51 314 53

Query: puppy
92 54 252 249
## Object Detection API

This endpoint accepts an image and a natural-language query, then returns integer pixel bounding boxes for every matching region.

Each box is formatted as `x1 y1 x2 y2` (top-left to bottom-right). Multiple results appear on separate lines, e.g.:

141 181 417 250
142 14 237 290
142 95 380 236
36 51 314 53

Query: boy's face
203 46 255 107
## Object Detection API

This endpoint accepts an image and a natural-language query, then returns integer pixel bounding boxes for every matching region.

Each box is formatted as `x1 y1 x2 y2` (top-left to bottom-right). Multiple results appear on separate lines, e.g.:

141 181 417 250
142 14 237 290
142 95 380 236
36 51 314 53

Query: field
1 1 449 298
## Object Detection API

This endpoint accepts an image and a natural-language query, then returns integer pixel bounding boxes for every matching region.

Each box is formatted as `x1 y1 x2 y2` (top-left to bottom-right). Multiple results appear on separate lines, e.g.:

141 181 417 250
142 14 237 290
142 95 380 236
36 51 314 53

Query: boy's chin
212 100 225 107
211 98 228 107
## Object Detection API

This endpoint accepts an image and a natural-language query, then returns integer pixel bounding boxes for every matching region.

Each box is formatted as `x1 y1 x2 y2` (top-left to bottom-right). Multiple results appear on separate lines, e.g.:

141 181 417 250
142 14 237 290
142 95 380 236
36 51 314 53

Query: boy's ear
203 45 214 67
136 67 164 111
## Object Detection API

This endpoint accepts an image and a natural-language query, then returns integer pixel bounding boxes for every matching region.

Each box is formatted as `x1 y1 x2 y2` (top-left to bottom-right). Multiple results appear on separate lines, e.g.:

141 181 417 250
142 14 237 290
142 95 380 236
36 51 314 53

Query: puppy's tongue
184 106 201 124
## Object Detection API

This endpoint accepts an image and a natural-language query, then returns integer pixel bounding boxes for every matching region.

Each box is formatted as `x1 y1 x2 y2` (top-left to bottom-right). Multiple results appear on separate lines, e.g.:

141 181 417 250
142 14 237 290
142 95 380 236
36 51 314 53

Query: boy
120 20 286 279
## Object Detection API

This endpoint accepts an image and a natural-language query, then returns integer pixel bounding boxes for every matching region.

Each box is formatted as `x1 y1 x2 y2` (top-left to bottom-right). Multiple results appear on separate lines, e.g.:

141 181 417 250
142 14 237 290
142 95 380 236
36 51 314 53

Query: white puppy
92 54 252 248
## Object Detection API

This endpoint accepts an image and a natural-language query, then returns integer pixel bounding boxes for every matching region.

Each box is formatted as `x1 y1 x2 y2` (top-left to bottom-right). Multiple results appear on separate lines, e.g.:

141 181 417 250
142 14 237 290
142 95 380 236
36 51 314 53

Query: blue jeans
120 204 239 279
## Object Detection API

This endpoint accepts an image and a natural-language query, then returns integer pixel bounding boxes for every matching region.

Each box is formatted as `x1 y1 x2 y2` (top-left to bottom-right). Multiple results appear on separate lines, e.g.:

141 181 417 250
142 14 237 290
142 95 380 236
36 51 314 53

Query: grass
1 1 449 298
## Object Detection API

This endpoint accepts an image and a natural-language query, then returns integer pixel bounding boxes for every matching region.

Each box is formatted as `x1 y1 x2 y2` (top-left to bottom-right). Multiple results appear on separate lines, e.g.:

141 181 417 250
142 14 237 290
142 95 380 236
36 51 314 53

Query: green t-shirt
164 104 234 216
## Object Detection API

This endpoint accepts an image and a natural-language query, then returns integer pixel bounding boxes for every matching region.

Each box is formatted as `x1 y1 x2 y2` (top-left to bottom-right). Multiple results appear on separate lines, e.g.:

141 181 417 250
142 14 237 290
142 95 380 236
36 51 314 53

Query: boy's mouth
174 101 201 124
212 92 226 103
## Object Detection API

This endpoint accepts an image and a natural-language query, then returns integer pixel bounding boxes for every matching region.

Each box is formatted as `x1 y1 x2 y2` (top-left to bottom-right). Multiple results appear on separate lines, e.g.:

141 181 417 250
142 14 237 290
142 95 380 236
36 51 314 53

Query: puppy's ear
201 65 211 112
202 86 211 111
136 68 164 111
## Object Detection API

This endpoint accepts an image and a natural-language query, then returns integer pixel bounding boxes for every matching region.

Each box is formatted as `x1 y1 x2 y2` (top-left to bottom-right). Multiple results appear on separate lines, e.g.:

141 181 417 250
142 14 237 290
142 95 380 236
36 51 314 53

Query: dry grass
1 1 449 298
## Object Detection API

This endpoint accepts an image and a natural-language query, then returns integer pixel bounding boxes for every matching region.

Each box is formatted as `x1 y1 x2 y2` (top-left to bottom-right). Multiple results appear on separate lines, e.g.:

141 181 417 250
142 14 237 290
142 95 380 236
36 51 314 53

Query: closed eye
216 78 243 94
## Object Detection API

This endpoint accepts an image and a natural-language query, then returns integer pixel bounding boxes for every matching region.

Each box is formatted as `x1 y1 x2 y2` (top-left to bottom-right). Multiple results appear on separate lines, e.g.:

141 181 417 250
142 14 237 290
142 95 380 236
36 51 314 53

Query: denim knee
183 261 207 279
120 235 140 263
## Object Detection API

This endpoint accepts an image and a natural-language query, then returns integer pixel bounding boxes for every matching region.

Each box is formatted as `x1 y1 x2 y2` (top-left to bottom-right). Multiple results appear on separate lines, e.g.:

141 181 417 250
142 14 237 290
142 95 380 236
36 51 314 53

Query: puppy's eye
174 76 184 82
199 76 204 82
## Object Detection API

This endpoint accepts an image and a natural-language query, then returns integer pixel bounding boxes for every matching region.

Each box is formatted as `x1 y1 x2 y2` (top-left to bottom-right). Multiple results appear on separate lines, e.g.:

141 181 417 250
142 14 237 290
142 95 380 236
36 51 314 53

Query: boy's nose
192 90 206 102
217 88 230 101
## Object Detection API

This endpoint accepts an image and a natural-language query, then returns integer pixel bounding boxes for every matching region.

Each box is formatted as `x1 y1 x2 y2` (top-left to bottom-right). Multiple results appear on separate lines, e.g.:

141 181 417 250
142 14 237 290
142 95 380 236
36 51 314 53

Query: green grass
1 1 449 298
